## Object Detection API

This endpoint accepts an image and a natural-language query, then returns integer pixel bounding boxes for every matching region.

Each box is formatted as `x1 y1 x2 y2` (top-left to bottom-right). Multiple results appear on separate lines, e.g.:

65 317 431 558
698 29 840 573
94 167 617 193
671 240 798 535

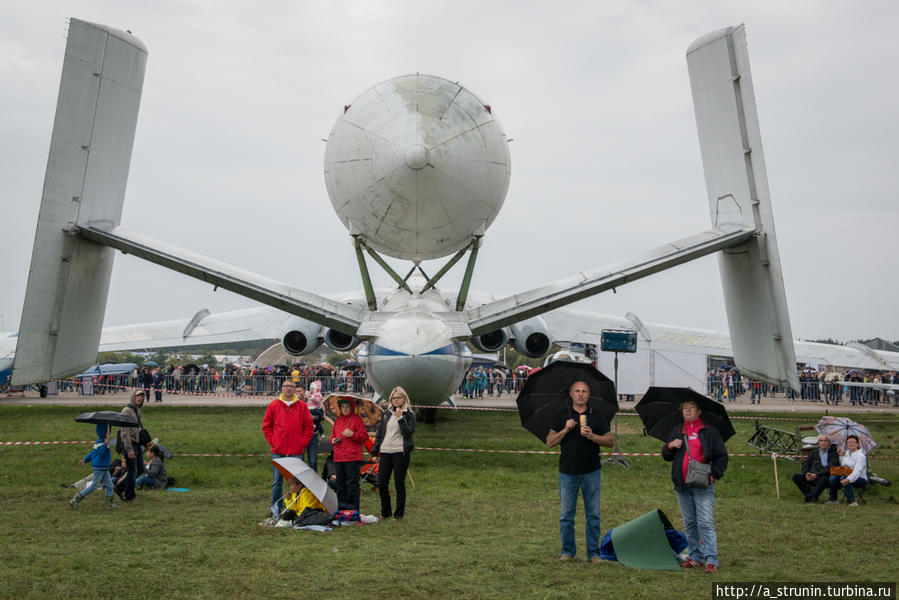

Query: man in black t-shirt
546 380 613 563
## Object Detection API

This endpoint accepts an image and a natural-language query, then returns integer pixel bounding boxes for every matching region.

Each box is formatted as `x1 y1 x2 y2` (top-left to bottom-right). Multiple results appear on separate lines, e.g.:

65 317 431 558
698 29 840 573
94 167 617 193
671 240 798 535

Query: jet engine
279 317 323 356
510 317 552 358
323 328 361 352
470 328 510 353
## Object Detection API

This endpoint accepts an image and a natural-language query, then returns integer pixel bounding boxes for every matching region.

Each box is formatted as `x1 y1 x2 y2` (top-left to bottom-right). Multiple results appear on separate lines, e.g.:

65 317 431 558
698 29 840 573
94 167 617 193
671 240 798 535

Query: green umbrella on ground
602 509 684 571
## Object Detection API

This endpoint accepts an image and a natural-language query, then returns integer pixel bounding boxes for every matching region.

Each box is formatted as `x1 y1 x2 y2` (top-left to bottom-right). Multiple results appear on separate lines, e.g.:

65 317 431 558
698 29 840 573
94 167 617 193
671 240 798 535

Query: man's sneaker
68 493 82 509
848 501 858 507
680 559 702 569
705 564 718 574
559 554 573 561
589 556 603 564
826 499 838 504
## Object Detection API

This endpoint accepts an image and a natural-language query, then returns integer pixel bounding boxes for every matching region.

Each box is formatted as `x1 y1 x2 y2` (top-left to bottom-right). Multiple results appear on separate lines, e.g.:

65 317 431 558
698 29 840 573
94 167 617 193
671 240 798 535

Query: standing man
546 380 613 563
262 380 313 515
792 434 839 502
118 389 146 502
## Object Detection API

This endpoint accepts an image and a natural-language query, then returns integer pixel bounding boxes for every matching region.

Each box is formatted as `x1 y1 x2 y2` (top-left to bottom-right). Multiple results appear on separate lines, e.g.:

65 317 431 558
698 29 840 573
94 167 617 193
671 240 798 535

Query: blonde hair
388 386 412 412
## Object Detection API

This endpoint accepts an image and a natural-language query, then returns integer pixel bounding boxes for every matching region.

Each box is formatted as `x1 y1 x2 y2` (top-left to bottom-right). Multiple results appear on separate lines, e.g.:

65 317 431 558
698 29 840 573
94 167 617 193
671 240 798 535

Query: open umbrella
814 416 876 453
515 361 617 442
635 387 735 442
322 393 383 435
144 361 159 367
75 411 139 427
272 457 338 515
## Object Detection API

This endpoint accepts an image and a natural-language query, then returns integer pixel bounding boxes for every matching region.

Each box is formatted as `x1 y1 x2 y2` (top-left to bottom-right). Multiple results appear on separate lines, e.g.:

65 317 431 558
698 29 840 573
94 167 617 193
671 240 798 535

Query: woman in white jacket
827 435 867 506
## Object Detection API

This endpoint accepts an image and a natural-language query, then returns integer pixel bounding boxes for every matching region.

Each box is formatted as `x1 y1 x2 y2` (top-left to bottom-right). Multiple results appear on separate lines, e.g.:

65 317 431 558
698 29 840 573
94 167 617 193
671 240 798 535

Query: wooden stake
772 453 780 499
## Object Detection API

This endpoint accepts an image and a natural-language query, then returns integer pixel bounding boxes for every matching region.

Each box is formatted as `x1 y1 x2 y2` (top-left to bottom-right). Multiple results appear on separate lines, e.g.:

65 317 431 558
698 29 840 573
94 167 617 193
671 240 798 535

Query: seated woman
827 435 867 506
135 445 167 490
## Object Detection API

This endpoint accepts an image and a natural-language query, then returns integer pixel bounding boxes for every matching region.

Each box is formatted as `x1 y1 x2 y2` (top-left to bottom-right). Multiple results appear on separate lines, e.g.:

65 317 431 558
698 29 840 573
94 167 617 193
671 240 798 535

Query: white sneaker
848 502 858 507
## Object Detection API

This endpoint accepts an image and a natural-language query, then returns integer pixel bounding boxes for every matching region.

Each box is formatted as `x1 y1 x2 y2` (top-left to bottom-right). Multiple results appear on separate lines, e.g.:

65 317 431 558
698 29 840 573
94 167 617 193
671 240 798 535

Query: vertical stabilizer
687 25 800 391
12 19 147 385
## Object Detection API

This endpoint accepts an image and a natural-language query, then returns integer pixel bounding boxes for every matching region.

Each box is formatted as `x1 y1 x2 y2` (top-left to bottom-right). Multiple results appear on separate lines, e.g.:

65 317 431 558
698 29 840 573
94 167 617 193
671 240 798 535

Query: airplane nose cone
404 144 430 170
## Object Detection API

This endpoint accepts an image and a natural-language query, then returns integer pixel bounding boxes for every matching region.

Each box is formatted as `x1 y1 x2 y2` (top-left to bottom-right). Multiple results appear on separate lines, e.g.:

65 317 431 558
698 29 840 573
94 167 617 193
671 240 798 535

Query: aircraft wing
543 307 899 371
78 225 365 335
98 306 288 352
464 227 754 336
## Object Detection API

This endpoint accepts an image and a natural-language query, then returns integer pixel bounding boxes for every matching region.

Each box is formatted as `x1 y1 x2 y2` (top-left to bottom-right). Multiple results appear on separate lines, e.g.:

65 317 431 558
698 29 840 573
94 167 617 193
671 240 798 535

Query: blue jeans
135 474 161 488
305 434 320 473
81 468 113 497
559 468 602 558
828 476 867 502
271 453 303 514
676 483 718 566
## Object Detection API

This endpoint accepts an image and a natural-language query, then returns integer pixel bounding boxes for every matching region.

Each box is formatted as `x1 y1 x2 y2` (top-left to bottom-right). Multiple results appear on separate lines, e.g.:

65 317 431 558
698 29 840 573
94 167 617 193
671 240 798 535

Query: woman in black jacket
371 386 416 519
661 399 728 574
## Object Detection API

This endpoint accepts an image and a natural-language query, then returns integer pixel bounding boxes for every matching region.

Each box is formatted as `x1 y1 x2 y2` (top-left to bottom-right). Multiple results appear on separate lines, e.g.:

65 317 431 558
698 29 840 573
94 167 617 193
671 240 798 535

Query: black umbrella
635 387 735 442
75 411 139 427
515 361 617 442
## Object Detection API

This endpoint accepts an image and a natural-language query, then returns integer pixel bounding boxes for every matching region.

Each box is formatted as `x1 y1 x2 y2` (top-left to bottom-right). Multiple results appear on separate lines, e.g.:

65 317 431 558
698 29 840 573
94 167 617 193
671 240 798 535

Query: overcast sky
2 1 897 343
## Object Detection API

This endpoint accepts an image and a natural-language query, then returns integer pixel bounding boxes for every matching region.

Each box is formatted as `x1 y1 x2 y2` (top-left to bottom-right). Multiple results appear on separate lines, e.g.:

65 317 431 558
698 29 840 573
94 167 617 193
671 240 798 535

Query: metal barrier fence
73 374 374 397
707 377 897 406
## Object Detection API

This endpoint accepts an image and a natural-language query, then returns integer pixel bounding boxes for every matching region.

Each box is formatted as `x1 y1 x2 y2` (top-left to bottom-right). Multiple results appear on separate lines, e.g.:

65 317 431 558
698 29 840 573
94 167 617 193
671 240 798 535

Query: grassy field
1 405 897 599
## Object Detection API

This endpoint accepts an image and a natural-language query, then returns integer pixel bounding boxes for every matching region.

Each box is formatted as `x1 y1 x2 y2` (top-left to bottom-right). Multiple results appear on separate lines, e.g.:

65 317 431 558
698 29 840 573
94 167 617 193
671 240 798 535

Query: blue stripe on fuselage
368 343 458 357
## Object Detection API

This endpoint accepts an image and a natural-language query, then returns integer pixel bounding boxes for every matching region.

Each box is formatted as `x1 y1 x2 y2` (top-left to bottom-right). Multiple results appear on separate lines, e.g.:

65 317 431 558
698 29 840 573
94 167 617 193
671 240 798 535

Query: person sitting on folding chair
827 435 867 506
792 434 839 503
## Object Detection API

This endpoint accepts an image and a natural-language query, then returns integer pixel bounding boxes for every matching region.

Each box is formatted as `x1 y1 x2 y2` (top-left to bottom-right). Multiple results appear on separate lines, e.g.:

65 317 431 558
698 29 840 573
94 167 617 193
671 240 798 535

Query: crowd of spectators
707 367 898 406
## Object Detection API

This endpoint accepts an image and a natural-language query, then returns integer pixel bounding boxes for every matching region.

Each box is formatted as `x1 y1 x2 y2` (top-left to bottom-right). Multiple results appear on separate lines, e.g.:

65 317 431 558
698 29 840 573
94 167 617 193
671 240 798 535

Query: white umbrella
272 457 338 515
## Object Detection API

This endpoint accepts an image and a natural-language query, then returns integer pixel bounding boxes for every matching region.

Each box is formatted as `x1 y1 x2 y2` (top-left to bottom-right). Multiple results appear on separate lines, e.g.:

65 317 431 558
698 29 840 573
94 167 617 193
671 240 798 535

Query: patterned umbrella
322 393 382 435
814 416 876 453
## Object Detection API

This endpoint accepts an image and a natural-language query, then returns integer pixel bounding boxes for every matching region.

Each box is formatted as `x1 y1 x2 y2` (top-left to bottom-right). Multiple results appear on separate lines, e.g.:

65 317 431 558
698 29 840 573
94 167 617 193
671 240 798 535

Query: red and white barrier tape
3 440 898 460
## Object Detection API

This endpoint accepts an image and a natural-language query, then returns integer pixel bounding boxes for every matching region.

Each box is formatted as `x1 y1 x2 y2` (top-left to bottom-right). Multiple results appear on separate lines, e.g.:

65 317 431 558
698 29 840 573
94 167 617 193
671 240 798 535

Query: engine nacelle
323 328 362 352
279 317 323 356
510 317 552 358
470 328 510 353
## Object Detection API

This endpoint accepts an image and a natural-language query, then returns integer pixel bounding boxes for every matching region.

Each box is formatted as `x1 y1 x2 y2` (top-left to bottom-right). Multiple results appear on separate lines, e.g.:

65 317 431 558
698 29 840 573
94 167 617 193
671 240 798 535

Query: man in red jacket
262 380 313 515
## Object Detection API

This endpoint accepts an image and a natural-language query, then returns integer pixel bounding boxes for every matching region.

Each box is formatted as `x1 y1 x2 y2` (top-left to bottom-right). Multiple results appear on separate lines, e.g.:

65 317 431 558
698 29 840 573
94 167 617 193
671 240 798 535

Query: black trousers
791 472 828 500
122 452 139 500
335 461 361 510
378 452 410 518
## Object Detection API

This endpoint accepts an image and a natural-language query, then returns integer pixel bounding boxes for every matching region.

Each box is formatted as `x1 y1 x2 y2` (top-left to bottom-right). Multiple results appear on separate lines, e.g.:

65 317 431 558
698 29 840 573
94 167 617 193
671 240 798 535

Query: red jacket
330 400 369 462
262 395 314 455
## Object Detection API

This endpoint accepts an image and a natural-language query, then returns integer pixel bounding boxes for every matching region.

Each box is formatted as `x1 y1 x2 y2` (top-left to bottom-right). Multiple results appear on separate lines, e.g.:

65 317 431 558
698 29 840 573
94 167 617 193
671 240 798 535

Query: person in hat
69 423 117 509
263 380 314 515
117 389 146 502
329 396 369 511
546 380 613 563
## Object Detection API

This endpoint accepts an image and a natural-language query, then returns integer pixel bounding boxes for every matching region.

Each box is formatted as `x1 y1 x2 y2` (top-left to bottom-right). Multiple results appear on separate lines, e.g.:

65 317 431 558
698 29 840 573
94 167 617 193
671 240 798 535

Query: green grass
1 406 897 599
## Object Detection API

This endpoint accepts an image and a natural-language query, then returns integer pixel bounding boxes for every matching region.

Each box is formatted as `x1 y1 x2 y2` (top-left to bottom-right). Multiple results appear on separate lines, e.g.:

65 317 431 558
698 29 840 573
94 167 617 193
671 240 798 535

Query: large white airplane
10 19 835 403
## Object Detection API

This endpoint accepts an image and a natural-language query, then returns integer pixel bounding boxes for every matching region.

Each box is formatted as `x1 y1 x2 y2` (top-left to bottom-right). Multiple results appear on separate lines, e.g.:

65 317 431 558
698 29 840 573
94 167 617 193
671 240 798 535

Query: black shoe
804 495 813 503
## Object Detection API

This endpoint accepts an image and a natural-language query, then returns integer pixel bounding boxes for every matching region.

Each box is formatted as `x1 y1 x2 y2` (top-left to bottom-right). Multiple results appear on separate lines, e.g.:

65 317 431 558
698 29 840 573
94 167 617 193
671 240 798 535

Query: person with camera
661 399 728 574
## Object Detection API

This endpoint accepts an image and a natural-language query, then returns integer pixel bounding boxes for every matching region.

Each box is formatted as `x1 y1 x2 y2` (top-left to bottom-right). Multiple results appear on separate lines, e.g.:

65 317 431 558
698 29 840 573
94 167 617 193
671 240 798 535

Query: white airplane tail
12 19 147 385
687 25 800 391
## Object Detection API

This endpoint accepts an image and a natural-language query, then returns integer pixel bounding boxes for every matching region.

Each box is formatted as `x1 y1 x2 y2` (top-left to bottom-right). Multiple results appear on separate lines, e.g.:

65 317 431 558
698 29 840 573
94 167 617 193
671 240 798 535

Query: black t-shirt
551 406 610 475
